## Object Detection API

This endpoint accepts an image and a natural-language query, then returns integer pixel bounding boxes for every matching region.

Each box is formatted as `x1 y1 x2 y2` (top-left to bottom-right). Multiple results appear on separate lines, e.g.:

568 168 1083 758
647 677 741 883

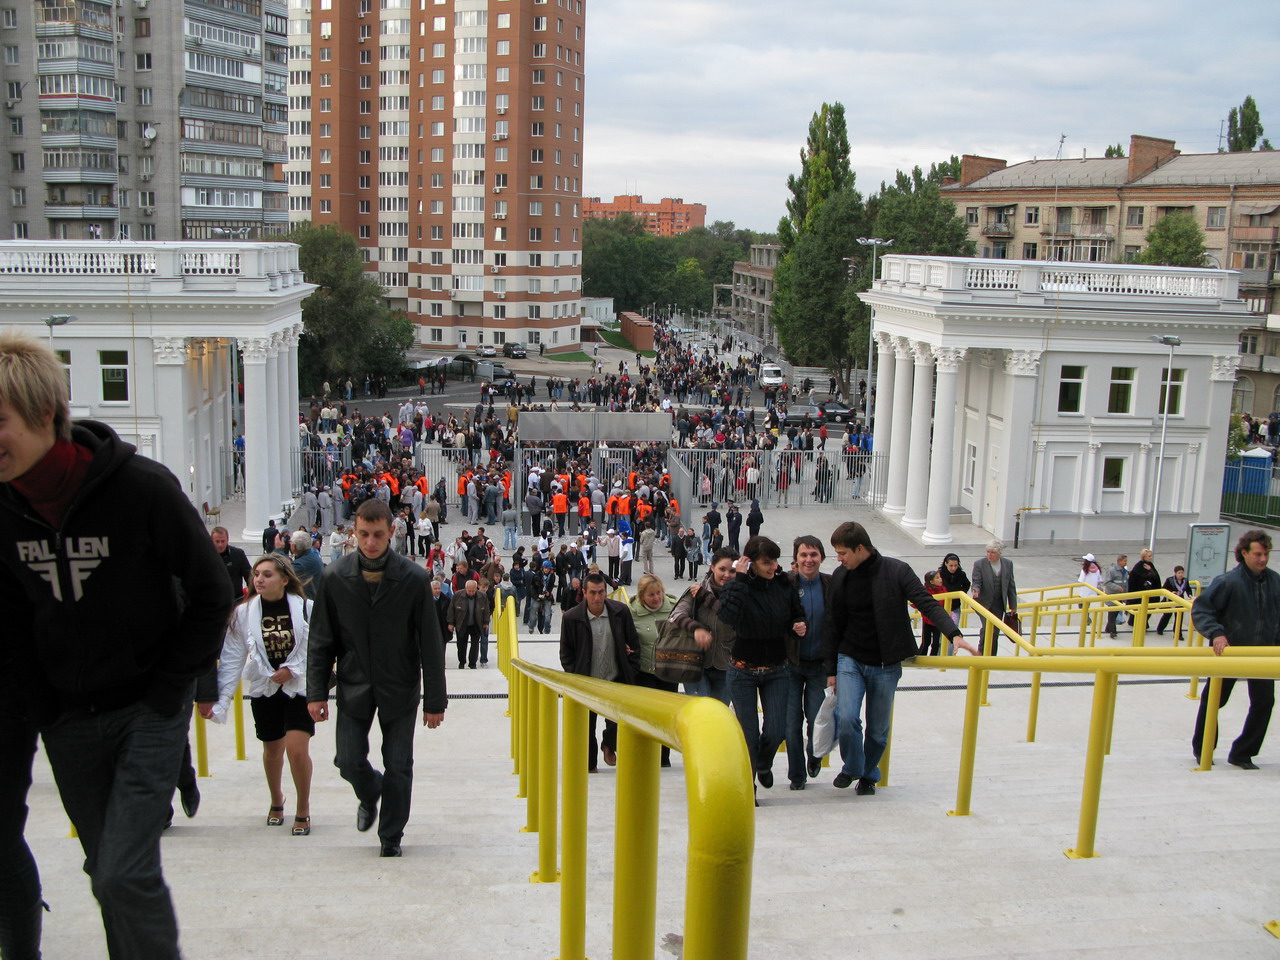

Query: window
1101 458 1125 491
1024 206 1039 226
1107 366 1134 414
533 16 547 29
11 221 27 239
496 40 509 55
1206 206 1226 229
530 121 544 136
10 186 24 206
134 52 151 70
3 44 17 64
528 305 541 319
1234 376 1255 414
532 43 546 57
1022 242 1038 259
1158 368 1185 416
7 116 20 136
2 9 16 28
528 254 542 267
530 148 543 163
529 227 542 241
1123 245 1141 262
496 67 509 82
99 351 130 403
140 224 155 240
1241 333 1260 355
1058 365 1085 413
1126 206 1144 228
496 12 511 27
528 201 542 216
9 152 22 172
966 207 978 225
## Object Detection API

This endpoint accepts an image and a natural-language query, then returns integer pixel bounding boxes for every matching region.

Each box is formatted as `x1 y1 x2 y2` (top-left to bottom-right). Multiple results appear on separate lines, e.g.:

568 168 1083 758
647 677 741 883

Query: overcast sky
581 0 1280 233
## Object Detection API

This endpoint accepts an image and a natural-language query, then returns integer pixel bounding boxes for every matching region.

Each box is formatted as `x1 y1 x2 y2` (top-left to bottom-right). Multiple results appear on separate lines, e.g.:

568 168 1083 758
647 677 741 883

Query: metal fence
667 448 888 514
1221 457 1280 525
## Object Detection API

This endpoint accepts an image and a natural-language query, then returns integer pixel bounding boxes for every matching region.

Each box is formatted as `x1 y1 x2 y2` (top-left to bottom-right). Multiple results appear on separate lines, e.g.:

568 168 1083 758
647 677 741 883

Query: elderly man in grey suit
971 539 1018 655
307 498 447 858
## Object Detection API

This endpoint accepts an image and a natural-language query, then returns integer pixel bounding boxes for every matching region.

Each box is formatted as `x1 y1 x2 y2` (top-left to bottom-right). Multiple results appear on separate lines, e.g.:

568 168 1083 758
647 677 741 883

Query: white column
996 350 1042 542
923 347 966 544
901 341 936 528
264 335 283 514
1079 442 1100 515
870 331 895 455
240 337 273 540
1131 442 1150 514
152 337 190 497
1184 442 1201 513
275 330 296 508
1200 355 1241 520
882 336 915 516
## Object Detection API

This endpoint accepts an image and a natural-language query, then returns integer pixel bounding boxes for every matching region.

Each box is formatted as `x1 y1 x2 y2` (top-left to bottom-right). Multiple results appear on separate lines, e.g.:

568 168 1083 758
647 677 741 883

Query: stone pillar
1131 442 1150 514
1201 356 1241 521
901 341 936 528
882 337 915 516
152 337 190 497
275 330 296 508
997 350 1042 541
867 332 896 504
240 336 273 540
1184 442 1201 513
923 347 966 544
265 335 283 515
1080 442 1100 515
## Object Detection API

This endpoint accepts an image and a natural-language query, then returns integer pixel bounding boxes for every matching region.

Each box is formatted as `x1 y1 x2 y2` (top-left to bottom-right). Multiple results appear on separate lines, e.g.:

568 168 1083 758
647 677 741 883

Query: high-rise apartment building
0 0 290 242
285 0 585 354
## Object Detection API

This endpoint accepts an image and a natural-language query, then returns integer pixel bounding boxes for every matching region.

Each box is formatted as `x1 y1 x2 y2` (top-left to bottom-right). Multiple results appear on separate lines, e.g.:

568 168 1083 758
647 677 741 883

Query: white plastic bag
810 689 837 758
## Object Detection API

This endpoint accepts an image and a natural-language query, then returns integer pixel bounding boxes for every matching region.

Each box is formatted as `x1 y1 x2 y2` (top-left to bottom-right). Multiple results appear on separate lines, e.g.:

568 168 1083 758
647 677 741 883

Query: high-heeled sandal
292 816 311 836
267 805 285 827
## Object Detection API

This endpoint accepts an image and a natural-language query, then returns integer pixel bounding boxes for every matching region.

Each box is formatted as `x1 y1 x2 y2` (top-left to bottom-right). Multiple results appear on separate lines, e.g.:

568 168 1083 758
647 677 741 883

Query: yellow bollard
877 707 894 787
979 620 993 707
612 722 661 960
1065 669 1110 859
523 675 539 826
193 706 210 778
1134 595 1149 647
1266 920 1280 938
531 684 560 882
1026 671 1042 743
949 666 983 817
1196 676 1222 772
233 680 246 761
560 697 589 960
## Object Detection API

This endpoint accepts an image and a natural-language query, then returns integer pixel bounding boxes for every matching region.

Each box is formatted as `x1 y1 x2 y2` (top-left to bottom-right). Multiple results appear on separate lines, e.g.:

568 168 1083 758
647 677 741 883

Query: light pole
42 314 76 350
1148 334 1181 551
855 237 893 423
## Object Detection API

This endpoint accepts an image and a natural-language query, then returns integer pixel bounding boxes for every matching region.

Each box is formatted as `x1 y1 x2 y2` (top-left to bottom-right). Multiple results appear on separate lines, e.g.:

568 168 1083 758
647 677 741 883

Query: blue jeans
682 667 729 704
835 655 902 783
727 664 789 776
335 708 415 844
503 525 518 549
42 690 195 960
785 658 827 784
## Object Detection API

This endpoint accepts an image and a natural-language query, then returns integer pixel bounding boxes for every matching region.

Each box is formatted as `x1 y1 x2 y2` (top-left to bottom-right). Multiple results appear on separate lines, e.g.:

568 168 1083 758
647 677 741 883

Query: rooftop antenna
1055 134 1067 160
1047 135 1068 262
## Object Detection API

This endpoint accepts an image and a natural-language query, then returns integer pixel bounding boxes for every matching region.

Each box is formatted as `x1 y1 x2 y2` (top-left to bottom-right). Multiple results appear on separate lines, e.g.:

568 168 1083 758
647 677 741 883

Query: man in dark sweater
0 330 232 959
821 522 975 795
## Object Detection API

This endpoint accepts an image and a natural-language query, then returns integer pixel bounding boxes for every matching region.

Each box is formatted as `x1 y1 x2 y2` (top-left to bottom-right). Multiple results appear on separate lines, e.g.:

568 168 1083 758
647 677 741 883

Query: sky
581 0 1280 233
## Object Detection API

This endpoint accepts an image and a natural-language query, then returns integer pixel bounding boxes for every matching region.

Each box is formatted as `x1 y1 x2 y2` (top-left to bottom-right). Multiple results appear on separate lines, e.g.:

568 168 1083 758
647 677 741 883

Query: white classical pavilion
0 241 315 541
860 256 1252 544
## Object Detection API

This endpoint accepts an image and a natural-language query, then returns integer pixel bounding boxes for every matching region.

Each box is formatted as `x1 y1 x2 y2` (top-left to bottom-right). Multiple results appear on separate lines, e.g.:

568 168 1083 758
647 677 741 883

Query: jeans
785 659 827 785
634 672 677 765
42 689 195 960
835 655 902 783
334 708 415 843
503 525 518 550
456 625 489 666
0 707 41 960
535 599 555 634
727 663 789 777
1192 677 1275 763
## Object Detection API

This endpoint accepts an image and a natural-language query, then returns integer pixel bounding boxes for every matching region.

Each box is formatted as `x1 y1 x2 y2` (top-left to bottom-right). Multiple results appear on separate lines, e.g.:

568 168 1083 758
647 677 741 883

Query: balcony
981 221 1014 238
1236 354 1280 374
1235 226 1279 243
43 201 119 219
1074 223 1113 239
1041 221 1074 236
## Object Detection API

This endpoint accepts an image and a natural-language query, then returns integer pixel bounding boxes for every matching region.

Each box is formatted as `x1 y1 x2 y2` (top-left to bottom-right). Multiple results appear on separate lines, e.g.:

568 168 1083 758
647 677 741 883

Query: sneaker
855 778 876 795
832 772 854 789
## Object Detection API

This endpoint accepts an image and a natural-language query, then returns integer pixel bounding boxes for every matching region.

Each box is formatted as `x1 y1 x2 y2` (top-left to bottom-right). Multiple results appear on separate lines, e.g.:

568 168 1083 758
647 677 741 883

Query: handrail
499 591 754 960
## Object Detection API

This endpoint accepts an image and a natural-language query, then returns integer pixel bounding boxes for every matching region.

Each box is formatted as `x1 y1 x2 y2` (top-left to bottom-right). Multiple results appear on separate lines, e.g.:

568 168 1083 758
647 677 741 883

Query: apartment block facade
721 242 779 347
0 0 290 242
582 194 706 237
286 0 585 353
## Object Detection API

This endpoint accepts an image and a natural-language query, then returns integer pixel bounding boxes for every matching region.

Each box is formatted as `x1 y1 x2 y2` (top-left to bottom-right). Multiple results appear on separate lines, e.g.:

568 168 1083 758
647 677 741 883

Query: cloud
582 0 1280 230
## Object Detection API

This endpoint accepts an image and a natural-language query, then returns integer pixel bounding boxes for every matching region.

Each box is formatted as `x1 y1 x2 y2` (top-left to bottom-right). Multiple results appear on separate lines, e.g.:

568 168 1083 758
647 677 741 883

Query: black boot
0 896 46 960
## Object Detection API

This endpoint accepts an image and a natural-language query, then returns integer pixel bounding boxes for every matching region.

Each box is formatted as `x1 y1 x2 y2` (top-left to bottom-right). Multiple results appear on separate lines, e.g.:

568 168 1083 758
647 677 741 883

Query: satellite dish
142 125 157 140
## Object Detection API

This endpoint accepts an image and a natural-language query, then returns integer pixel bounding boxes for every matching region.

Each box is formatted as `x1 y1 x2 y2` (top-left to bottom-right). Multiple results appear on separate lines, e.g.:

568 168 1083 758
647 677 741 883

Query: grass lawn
548 350 593 363
1221 492 1280 523
599 329 657 357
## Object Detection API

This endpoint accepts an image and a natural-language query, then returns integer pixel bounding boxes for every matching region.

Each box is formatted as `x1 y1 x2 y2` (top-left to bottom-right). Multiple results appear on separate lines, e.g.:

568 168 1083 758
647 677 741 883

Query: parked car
503 342 527 358
759 362 787 388
474 343 497 357
782 402 858 427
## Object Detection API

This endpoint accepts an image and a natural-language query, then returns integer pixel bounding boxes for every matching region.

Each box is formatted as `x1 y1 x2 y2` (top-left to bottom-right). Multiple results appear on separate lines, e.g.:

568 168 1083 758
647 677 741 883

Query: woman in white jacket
198 554 315 836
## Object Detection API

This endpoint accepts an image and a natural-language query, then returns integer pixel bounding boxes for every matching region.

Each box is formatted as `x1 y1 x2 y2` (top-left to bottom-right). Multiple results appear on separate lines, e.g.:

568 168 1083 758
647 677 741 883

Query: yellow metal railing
496 593 754 960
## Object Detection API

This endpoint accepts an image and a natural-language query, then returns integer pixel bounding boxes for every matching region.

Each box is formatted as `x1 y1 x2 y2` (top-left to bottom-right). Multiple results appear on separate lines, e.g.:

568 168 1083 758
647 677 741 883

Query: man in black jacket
0 330 231 960
559 572 639 771
822 522 975 795
307 498 447 857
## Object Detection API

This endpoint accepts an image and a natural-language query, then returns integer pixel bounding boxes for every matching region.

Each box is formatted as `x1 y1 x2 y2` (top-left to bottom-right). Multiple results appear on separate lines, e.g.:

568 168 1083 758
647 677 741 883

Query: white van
759 362 787 388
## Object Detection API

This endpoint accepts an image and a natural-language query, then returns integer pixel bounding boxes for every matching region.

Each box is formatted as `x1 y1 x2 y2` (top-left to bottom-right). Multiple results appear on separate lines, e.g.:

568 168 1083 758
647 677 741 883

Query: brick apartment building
942 134 1280 418
286 0 586 354
583 194 706 237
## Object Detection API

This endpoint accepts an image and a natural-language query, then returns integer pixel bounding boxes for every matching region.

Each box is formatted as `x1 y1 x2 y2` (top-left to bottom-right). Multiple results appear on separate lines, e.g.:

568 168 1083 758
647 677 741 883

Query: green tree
1227 95 1269 151
1104 143 1126 158
777 102 853 253
872 168 975 257
582 215 672 311
1137 210 1208 267
664 257 712 314
285 223 414 391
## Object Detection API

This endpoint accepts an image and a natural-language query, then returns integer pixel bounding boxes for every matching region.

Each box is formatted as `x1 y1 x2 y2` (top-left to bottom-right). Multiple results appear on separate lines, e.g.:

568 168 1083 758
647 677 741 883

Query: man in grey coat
970 539 1018 655
307 499 447 857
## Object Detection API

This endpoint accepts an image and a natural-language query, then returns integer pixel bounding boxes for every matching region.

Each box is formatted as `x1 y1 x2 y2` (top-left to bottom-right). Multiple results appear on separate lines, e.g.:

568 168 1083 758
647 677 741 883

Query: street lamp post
42 314 76 350
855 237 893 423
1148 334 1182 551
